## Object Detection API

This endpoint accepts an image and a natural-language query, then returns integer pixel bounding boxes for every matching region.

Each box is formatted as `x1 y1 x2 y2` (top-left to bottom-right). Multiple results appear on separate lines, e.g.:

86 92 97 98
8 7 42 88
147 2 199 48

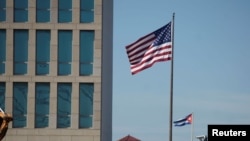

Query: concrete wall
0 0 113 141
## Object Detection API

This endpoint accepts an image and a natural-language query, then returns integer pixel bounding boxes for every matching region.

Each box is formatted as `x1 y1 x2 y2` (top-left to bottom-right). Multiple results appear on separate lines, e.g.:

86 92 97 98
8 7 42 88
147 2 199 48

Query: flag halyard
125 22 172 75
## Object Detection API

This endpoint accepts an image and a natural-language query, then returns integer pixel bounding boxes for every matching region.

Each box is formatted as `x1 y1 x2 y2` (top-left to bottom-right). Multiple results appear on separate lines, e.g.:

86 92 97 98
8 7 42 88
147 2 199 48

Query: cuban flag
173 113 192 126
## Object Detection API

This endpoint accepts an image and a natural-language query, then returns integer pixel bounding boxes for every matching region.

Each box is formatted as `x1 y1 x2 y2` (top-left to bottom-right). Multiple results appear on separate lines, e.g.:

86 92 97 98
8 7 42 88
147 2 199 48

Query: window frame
57 83 72 128
58 0 72 23
0 0 6 22
79 30 94 76
35 82 50 128
14 0 28 22
80 0 94 23
36 0 51 22
14 30 28 75
0 29 6 74
13 82 28 128
36 30 51 75
58 30 72 75
79 83 94 128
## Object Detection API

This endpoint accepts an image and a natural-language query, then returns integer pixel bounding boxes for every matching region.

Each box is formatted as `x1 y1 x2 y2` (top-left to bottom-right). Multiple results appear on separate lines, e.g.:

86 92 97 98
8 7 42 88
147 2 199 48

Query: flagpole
191 113 194 141
169 12 175 141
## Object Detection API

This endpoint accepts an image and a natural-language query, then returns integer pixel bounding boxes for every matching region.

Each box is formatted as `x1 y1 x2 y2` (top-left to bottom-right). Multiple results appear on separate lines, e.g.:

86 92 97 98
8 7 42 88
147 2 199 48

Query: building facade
0 0 113 141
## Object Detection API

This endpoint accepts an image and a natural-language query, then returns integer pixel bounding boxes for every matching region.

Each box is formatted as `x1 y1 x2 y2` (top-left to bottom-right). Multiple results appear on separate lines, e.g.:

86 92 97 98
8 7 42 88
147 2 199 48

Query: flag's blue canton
152 22 171 46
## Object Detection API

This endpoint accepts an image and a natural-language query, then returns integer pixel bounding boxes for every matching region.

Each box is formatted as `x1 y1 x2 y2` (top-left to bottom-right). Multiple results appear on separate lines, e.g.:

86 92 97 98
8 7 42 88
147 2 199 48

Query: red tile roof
118 135 141 141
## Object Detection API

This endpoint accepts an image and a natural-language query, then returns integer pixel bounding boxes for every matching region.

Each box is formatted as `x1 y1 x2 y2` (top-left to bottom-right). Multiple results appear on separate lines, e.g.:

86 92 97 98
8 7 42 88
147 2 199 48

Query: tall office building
0 0 113 141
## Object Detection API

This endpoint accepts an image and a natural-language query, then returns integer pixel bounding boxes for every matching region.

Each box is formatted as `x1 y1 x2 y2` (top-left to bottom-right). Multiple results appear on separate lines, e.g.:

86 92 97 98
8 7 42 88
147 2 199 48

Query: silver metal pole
169 12 175 141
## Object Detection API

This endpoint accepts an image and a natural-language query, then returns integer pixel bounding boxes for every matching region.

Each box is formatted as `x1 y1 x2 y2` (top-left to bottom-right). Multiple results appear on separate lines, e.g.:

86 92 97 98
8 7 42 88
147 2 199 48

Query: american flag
125 22 172 75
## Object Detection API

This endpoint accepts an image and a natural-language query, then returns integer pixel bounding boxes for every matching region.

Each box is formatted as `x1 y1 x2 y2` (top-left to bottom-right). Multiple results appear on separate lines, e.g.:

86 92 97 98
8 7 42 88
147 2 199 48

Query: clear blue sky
113 0 250 141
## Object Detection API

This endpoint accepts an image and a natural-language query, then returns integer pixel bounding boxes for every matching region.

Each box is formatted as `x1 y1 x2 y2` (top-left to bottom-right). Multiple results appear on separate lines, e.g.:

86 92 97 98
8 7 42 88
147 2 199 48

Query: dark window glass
36 0 50 22
80 0 94 23
0 0 6 21
57 83 71 128
0 30 6 74
35 83 50 128
58 30 72 75
36 30 50 75
0 82 5 110
14 30 28 75
58 0 72 22
14 0 28 22
13 82 28 128
80 31 94 75
79 83 93 128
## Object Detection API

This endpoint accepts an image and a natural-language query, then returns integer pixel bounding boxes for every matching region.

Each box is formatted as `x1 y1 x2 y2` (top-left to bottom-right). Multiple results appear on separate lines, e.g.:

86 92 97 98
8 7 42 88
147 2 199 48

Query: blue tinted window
58 30 72 75
36 30 50 75
14 0 28 22
58 0 72 22
0 82 5 110
36 0 50 22
0 30 6 74
14 30 28 75
80 31 94 75
79 83 93 128
57 83 71 128
35 83 50 128
0 0 6 21
13 82 28 128
80 0 94 23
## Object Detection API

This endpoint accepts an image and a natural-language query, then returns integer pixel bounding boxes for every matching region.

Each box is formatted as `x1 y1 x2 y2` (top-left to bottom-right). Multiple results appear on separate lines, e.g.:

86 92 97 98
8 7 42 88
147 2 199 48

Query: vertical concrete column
28 30 36 76
71 82 79 129
50 30 58 76
29 0 36 23
72 30 80 76
51 0 58 23
94 30 102 76
5 29 13 76
49 82 57 128
5 82 13 128
6 0 13 22
72 0 80 23
95 0 103 24
94 82 101 129
27 82 35 128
